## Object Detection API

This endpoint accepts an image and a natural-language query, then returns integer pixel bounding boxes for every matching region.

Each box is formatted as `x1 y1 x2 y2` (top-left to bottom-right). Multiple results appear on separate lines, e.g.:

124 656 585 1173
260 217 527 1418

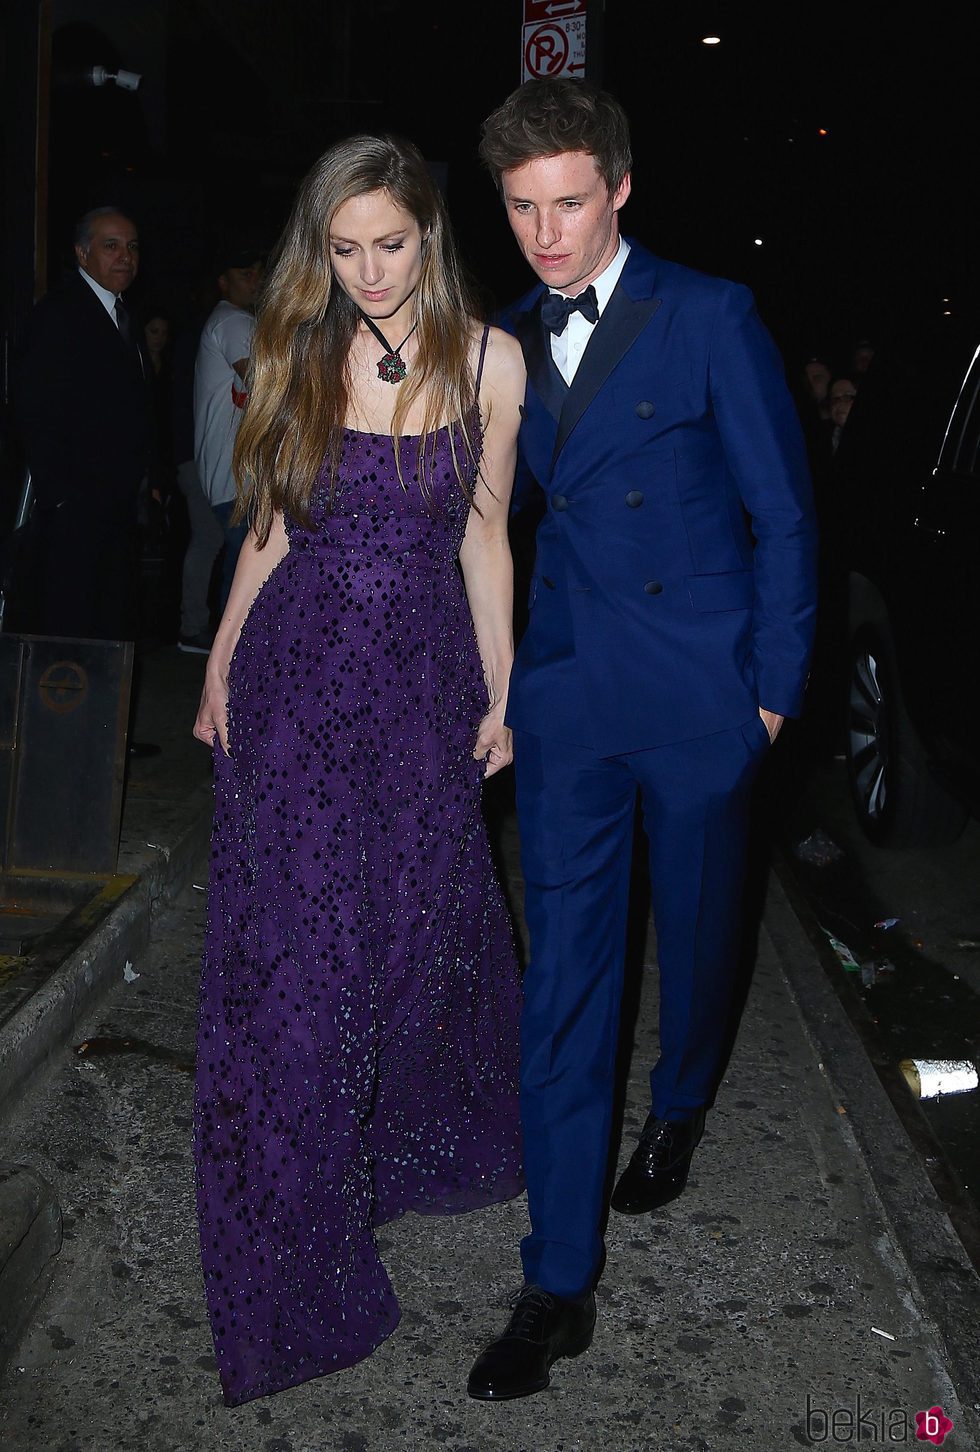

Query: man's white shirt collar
548 234 630 314
548 236 630 385
78 266 120 321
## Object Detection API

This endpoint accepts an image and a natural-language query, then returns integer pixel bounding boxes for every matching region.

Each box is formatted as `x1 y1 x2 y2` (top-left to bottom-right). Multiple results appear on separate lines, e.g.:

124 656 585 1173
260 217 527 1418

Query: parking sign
522 0 587 82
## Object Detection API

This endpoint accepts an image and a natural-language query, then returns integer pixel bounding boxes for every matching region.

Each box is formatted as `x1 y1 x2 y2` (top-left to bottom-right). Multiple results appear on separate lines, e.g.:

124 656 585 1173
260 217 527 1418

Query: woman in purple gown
192 134 526 1406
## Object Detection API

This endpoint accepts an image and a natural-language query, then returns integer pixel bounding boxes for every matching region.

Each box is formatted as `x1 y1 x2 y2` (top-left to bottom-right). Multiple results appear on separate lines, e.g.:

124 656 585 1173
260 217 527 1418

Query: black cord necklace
360 313 419 384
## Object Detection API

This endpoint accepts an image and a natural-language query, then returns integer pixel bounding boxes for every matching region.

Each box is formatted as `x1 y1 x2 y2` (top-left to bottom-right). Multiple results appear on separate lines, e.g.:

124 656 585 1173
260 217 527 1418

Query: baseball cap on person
215 244 265 275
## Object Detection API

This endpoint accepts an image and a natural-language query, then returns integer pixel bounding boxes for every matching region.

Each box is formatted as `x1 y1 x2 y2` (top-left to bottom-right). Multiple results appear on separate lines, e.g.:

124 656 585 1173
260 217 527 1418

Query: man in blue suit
468 79 818 1401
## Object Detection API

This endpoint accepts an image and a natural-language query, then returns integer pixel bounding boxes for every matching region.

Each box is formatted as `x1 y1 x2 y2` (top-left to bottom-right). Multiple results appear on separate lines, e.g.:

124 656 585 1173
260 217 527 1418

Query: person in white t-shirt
193 251 263 623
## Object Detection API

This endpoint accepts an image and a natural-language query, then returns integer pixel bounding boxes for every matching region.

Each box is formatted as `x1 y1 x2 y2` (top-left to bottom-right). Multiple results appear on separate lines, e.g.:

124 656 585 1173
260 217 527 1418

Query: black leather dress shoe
610 1107 707 1215
467 1284 596 1400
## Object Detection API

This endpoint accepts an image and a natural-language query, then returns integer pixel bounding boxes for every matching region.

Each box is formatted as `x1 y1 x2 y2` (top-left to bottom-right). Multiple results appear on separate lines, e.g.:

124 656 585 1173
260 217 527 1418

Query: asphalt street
774 746 980 1226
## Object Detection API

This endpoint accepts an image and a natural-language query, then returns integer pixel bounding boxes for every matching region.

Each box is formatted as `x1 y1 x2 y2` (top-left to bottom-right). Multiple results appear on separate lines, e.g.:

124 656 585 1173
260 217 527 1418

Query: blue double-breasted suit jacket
502 240 818 752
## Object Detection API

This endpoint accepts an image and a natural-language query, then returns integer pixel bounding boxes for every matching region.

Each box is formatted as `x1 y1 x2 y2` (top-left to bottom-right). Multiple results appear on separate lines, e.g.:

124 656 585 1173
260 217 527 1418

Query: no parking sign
522 0 588 82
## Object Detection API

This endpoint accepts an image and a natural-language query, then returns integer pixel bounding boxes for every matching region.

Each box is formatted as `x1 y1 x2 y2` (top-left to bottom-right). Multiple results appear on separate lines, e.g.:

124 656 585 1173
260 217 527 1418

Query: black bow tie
540 284 600 335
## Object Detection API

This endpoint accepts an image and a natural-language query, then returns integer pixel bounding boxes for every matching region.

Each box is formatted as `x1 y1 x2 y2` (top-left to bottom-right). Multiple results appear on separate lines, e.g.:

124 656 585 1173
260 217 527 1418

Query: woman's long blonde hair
235 134 482 544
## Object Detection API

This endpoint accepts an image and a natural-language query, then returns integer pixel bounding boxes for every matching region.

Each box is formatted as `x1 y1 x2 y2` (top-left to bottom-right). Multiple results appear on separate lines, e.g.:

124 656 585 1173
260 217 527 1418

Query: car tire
845 624 969 848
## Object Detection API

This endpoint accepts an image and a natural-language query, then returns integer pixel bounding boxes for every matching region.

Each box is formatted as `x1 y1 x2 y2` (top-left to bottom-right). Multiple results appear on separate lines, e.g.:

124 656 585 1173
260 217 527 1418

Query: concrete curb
0 780 211 1382
766 859 980 1435
0 783 212 1121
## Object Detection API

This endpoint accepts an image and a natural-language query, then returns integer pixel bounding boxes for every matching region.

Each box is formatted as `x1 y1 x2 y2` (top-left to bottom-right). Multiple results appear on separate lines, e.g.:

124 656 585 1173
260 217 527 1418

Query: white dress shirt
78 266 121 323
549 236 631 386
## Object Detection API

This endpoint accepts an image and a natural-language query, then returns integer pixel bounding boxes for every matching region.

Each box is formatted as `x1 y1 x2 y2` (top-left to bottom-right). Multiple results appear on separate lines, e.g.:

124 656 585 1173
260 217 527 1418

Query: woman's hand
189 516 290 757
473 700 513 779
193 663 231 755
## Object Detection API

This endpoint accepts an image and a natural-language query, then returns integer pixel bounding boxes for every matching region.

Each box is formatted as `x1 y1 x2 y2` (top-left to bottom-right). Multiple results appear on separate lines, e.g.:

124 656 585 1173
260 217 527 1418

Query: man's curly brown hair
479 78 632 194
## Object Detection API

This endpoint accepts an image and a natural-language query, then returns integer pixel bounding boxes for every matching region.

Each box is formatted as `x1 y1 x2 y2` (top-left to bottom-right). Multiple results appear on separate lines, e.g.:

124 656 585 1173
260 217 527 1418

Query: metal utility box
0 634 133 875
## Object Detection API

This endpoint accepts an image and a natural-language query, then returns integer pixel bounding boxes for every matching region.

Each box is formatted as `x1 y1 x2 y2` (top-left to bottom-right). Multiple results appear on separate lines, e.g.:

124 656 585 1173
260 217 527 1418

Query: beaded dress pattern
194 332 523 1406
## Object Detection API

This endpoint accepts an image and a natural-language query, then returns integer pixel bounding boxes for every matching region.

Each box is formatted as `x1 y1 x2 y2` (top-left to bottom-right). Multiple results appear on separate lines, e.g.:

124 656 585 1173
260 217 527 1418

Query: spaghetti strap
474 324 491 397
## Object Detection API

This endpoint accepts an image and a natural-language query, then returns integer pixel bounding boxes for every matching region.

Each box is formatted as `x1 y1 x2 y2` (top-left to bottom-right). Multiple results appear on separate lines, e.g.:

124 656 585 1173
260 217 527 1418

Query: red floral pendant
377 352 408 384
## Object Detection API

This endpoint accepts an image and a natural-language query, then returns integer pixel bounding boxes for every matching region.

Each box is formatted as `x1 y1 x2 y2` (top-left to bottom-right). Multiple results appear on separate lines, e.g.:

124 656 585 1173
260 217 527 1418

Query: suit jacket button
635 401 656 419
644 580 663 595
626 491 643 507
551 494 568 511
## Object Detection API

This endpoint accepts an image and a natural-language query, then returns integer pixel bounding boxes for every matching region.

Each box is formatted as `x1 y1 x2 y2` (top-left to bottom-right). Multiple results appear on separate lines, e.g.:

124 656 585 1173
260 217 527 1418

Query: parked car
830 327 980 847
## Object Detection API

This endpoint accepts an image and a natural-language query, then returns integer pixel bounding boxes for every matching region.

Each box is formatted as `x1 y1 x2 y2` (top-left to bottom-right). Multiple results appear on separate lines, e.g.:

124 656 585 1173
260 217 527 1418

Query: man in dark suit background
467 80 818 1401
13 206 151 641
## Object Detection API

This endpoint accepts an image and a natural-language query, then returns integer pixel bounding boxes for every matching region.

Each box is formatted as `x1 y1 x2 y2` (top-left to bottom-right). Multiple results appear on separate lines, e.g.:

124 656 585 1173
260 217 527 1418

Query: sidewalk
1 644 978 1450
0 645 214 1374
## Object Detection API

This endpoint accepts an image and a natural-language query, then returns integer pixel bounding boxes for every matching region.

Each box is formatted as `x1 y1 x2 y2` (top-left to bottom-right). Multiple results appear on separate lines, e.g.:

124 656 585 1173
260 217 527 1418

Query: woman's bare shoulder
469 323 525 389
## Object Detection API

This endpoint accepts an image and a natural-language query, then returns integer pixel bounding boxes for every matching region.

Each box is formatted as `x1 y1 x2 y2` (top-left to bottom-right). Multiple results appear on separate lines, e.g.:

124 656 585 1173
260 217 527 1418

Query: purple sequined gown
194 407 523 1406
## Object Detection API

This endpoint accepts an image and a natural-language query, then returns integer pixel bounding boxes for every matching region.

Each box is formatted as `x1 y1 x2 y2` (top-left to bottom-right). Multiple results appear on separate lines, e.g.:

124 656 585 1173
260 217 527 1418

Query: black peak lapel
74 273 143 374
513 302 567 425
551 285 662 467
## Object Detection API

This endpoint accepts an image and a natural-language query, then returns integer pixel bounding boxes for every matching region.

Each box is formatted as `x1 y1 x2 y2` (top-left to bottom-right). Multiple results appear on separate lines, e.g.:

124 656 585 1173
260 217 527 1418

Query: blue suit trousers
514 716 770 1297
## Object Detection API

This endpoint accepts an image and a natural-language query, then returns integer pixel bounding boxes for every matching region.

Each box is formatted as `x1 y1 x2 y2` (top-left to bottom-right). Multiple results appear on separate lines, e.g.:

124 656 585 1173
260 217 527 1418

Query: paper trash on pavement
823 929 861 972
794 829 844 866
